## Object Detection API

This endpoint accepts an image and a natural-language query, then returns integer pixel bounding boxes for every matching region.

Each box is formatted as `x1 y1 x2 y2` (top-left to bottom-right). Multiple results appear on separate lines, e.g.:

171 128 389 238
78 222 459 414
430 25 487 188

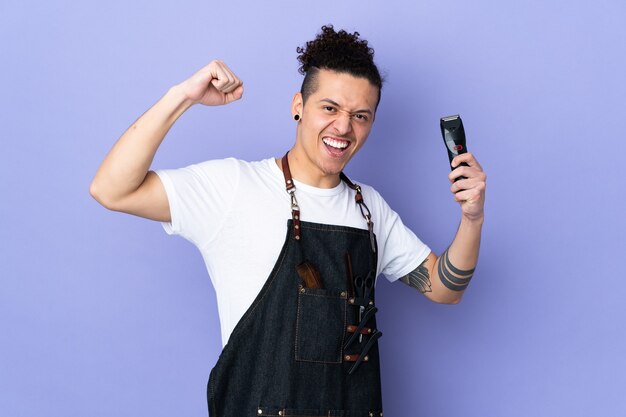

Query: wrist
168 83 196 110
460 213 484 227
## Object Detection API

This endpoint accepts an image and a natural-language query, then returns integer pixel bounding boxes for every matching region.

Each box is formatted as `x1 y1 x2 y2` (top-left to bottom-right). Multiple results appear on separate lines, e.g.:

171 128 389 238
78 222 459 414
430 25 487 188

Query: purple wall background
1 1 624 416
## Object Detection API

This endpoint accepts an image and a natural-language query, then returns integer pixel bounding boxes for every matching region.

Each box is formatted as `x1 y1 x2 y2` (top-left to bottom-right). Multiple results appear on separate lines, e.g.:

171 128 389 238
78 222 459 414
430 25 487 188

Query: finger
220 62 239 83
448 164 486 183
211 73 234 91
210 63 235 91
453 187 483 204
215 61 241 91
206 59 227 80
224 85 244 103
221 78 243 94
451 176 486 193
450 178 472 193
227 74 243 93
451 152 483 171
448 165 472 183
211 77 233 92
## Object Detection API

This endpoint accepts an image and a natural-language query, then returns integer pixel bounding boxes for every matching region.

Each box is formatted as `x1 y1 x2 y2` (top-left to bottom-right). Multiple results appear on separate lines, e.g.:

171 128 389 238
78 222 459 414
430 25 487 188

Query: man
90 25 486 416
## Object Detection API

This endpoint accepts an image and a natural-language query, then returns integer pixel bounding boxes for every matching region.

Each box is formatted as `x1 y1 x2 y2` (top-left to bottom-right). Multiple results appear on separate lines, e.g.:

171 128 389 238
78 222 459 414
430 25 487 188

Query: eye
323 106 336 112
353 113 369 122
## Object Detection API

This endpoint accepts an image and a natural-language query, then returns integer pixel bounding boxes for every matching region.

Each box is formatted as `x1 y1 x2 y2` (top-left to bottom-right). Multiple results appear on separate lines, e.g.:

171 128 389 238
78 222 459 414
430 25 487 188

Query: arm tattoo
437 248 475 291
400 259 432 293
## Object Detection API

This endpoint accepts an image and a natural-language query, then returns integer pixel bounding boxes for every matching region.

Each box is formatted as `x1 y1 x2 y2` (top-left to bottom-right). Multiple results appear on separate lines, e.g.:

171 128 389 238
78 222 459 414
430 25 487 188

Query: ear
291 92 303 118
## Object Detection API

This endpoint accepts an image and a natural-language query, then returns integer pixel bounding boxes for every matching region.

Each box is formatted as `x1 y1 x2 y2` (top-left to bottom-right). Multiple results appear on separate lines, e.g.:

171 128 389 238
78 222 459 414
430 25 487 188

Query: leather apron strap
281 151 376 252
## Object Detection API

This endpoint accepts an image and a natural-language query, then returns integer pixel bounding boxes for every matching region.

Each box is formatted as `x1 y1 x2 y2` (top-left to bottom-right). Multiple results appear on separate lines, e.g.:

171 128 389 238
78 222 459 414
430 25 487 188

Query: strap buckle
289 190 299 211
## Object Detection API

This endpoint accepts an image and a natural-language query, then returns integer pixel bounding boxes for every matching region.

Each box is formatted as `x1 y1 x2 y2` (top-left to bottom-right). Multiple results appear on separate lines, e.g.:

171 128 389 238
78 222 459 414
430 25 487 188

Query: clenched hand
449 153 487 222
178 60 244 106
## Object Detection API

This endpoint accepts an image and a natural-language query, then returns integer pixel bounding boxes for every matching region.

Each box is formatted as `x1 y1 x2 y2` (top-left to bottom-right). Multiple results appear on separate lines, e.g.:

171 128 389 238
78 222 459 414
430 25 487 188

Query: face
290 69 379 187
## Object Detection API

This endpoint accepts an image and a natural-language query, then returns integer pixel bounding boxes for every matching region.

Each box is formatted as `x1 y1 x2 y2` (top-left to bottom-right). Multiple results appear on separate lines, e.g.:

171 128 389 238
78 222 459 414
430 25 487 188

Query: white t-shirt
156 158 430 346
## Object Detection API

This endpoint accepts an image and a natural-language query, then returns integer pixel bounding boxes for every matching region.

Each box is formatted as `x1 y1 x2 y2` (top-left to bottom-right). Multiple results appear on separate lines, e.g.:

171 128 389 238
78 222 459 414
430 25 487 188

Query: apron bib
207 153 384 417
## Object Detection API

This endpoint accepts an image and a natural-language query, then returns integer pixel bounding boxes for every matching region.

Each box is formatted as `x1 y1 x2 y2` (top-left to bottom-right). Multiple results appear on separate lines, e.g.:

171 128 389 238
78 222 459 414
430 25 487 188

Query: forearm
447 215 483 272
431 216 483 303
90 84 193 206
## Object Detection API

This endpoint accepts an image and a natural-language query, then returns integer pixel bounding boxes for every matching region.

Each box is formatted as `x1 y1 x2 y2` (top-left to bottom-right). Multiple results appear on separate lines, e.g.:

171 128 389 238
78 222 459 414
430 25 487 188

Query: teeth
323 137 349 149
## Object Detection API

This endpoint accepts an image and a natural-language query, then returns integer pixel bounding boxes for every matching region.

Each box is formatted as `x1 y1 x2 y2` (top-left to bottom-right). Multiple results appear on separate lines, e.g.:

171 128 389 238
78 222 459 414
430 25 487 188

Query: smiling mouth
322 137 350 156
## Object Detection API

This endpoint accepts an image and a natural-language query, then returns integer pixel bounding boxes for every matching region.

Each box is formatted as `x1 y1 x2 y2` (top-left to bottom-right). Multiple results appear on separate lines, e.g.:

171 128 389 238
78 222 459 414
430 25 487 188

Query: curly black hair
297 25 383 107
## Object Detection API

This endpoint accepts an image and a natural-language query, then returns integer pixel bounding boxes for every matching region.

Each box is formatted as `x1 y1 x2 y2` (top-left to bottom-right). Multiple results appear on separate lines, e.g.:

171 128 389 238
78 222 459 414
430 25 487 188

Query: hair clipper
440 114 469 181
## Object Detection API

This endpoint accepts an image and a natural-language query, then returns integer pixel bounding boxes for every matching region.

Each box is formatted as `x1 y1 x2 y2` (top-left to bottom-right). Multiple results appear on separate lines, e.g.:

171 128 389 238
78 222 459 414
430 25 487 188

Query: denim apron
207 153 384 417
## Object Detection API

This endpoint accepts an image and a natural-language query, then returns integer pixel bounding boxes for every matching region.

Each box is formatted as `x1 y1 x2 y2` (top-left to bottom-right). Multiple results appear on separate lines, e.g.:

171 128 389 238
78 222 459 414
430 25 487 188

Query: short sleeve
367 188 431 282
154 158 239 248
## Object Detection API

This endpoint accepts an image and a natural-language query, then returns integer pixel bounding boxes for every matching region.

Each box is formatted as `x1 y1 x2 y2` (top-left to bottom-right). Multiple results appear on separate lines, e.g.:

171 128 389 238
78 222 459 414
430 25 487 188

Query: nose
331 110 353 135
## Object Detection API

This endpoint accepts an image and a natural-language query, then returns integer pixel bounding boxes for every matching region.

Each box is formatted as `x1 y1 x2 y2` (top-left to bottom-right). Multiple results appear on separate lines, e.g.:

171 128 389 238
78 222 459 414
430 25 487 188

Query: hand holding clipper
440 115 468 182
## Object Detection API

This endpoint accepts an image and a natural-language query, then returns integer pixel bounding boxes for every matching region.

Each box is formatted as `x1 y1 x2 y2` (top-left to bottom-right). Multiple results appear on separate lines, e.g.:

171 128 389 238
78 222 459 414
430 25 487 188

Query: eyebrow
319 98 372 115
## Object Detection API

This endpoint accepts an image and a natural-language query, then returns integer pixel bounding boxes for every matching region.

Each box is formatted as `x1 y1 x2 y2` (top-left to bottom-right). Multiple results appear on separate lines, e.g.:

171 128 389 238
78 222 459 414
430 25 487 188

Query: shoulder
186 157 286 200
192 157 245 174
182 157 277 180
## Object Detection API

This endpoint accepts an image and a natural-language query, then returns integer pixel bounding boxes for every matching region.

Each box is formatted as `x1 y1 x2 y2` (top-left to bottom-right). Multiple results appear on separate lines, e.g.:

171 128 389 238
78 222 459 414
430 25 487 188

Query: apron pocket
295 287 347 363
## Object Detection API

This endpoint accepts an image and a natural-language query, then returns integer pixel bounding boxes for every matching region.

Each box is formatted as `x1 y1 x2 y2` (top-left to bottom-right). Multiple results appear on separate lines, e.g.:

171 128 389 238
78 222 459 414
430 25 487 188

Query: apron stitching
297 292 345 299
294 287 302 361
340 287 347 361
294 291 345 364
301 226 372 236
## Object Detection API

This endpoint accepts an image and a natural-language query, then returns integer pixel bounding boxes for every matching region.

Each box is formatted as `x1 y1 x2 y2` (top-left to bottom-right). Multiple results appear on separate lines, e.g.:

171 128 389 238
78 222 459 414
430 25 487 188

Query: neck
276 149 341 189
